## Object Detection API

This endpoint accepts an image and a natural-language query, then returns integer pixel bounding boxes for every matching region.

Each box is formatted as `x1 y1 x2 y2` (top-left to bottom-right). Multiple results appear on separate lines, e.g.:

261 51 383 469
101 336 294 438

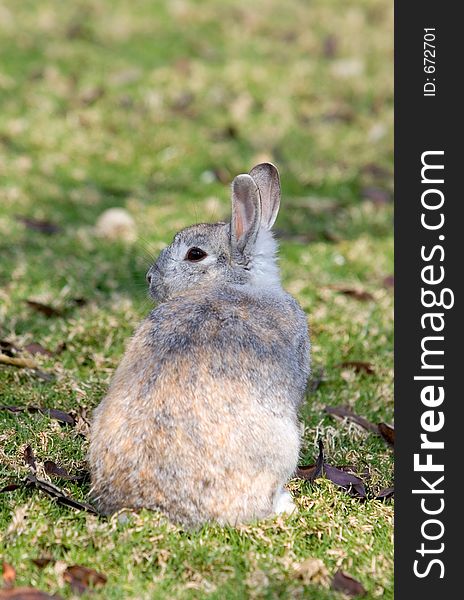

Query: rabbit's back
145 285 309 405
89 285 309 525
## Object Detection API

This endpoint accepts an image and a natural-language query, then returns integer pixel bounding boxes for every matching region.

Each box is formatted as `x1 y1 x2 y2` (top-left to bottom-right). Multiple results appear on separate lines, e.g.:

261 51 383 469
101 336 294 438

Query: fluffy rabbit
89 163 310 527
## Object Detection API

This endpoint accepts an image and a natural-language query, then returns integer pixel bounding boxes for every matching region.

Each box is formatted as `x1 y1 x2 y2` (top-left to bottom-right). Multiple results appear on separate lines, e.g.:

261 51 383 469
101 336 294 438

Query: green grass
0 0 393 597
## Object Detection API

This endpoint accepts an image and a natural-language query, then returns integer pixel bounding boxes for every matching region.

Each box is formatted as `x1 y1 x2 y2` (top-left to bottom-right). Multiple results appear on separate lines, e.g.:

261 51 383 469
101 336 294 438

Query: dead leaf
23 445 37 472
170 91 194 113
335 361 375 375
1 406 76 426
324 406 378 433
322 35 338 58
326 285 374 301
31 558 53 569
321 106 354 123
2 562 16 586
331 570 366 597
43 461 88 484
376 487 394 500
79 86 104 106
362 186 391 205
70 297 87 307
25 474 99 515
383 275 394 288
0 588 60 599
335 287 374 301
72 408 91 438
361 163 391 180
24 343 54 357
323 464 367 498
25 301 62 318
16 216 61 235
296 440 324 483
0 483 22 493
64 565 107 595
43 461 70 479
378 423 394 446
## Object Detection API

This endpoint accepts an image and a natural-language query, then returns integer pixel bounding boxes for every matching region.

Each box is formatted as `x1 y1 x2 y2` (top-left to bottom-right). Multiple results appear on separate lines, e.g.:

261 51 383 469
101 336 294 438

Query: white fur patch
274 489 296 515
249 229 281 290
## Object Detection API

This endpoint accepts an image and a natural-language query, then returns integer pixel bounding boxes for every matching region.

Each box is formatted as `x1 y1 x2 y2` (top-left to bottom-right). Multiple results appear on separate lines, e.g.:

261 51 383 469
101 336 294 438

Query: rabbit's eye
185 247 207 262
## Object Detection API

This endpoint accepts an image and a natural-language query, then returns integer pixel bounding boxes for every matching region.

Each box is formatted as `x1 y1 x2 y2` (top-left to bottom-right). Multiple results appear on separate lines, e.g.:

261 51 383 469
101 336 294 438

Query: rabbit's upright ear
249 163 281 230
231 174 262 254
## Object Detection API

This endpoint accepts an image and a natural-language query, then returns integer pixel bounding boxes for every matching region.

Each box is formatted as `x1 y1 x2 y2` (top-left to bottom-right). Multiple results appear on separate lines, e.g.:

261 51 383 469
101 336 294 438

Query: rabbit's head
147 163 282 302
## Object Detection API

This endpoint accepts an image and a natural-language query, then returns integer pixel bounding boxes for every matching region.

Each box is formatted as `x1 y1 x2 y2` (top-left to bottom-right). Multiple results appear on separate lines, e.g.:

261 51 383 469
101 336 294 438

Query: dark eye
185 247 207 262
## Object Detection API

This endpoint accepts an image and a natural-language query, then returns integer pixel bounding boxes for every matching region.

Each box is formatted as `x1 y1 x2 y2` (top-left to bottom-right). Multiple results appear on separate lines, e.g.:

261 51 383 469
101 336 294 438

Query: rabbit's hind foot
273 489 296 516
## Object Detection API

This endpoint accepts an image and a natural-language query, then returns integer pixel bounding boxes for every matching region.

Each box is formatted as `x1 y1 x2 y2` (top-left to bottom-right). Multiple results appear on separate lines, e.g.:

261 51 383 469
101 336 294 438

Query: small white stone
95 208 136 242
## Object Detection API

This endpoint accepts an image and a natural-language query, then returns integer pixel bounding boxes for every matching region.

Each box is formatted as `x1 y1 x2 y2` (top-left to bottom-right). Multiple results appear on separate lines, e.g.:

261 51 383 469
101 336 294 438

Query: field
0 0 393 598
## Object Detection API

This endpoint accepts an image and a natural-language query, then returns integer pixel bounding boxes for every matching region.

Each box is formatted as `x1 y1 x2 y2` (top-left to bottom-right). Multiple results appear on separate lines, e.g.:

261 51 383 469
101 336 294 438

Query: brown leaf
0 588 60 599
0 483 22 493
376 487 394 500
383 275 394 288
323 464 367 498
24 445 37 472
79 86 104 106
335 361 375 375
322 35 338 58
2 562 16 586
16 216 61 235
25 301 62 318
31 558 53 569
327 285 374 301
324 406 378 433
70 297 87 307
170 91 194 113
43 461 88 484
24 343 54 357
331 570 366 597
1 406 76 426
336 288 374 301
44 461 71 479
362 186 391 205
64 566 107 595
321 107 354 123
25 474 99 515
361 163 391 180
378 422 395 446
296 440 324 483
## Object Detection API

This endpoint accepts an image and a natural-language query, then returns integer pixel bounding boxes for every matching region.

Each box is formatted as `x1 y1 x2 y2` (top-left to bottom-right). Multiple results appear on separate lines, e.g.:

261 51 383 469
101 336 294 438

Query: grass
0 0 393 597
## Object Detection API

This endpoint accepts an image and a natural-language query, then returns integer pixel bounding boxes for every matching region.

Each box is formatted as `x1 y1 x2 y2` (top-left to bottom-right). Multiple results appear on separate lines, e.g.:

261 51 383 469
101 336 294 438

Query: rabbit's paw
274 489 296 516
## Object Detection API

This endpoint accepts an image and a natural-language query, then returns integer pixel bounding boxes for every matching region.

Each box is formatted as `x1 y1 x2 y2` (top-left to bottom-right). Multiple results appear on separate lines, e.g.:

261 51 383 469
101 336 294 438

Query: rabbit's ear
231 174 262 254
249 163 281 230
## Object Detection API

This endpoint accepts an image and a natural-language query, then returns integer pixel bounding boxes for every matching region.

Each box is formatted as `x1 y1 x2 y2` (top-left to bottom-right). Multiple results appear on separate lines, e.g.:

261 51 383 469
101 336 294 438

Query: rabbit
88 163 311 527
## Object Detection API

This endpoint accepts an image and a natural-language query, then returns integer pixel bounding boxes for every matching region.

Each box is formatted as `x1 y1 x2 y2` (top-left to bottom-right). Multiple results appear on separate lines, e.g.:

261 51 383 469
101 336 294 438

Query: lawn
0 0 393 598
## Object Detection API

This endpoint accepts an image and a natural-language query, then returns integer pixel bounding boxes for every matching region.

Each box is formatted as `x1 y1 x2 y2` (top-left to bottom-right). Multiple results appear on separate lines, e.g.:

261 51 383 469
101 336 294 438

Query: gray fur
89 163 311 527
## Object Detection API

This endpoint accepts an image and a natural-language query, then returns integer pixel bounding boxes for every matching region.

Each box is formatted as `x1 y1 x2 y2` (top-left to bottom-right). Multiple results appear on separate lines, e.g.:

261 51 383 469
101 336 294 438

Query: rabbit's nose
146 273 152 285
